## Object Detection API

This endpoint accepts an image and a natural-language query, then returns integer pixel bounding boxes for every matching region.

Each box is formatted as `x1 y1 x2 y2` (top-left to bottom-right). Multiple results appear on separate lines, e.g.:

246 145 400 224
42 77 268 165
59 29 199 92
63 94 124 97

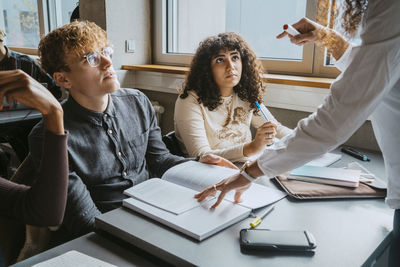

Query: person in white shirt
174 32 292 162
195 0 400 261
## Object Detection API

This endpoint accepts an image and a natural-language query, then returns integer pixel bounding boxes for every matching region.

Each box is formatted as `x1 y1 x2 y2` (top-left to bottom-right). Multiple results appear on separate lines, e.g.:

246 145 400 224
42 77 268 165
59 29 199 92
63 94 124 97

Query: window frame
4 0 64 55
153 0 340 78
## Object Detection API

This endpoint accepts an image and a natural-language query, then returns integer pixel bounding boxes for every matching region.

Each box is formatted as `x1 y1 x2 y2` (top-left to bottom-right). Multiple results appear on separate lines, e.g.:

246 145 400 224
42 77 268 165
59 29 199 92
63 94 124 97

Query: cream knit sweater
174 91 292 162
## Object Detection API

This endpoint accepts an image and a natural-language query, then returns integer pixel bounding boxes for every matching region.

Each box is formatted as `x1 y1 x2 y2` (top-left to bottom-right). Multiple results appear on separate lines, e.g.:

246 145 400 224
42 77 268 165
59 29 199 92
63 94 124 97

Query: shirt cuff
334 44 353 72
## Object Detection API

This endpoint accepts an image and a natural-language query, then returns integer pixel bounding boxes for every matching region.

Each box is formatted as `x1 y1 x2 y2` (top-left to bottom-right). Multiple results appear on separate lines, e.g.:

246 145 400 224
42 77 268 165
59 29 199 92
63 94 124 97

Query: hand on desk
0 70 64 134
195 172 251 209
198 154 238 170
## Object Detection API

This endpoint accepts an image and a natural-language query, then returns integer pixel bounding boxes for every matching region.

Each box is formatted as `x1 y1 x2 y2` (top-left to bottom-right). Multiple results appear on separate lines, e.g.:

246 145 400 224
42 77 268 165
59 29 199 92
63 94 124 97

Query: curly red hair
38 20 110 76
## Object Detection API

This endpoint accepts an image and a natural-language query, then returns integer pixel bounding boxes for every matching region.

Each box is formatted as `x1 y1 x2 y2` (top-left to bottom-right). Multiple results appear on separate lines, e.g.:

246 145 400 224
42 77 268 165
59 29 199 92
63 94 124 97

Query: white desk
13 149 394 267
95 150 393 266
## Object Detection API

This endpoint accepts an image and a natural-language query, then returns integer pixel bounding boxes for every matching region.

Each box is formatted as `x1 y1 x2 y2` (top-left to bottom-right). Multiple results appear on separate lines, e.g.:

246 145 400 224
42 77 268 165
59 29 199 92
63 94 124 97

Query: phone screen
242 229 310 247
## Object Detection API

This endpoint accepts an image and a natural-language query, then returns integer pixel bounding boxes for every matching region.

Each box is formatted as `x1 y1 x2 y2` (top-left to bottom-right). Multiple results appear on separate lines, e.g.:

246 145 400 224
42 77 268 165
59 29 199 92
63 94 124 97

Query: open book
123 161 286 241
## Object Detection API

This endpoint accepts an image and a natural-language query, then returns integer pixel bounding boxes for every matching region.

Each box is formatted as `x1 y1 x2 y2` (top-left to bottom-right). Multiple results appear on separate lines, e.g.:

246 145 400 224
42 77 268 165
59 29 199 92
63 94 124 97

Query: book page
162 161 286 210
162 161 238 191
124 178 201 215
33 250 116 267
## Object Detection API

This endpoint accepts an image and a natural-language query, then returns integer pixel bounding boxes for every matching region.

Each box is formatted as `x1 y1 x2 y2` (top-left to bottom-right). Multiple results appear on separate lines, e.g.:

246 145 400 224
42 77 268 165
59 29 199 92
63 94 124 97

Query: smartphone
240 229 316 252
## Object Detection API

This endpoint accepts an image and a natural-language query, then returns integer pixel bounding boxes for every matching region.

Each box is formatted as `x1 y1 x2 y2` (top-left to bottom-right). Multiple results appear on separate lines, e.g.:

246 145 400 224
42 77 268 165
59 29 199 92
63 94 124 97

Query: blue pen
255 101 269 122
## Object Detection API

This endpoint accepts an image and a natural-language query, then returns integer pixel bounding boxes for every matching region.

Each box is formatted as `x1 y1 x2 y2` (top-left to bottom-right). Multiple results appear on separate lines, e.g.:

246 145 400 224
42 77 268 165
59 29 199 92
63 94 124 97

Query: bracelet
240 169 256 182
240 161 257 182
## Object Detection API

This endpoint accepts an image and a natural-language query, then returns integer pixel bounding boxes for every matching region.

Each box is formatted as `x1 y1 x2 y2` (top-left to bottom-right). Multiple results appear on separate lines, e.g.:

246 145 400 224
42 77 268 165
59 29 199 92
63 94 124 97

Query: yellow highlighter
250 206 275 228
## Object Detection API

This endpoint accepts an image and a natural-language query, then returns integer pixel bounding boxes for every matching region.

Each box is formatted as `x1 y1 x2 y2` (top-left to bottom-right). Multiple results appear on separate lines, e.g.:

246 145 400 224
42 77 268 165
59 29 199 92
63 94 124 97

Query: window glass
0 0 79 49
60 1 79 26
167 0 307 61
0 0 40 48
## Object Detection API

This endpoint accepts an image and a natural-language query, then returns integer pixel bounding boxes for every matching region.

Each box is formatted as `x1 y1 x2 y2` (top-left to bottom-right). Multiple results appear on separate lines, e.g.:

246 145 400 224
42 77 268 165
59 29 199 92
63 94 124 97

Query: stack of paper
33 251 116 267
288 165 361 188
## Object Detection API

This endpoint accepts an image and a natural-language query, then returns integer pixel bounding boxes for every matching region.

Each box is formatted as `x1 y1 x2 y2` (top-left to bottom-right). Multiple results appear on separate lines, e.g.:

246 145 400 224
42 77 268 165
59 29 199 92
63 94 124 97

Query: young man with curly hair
174 32 292 162
27 21 235 242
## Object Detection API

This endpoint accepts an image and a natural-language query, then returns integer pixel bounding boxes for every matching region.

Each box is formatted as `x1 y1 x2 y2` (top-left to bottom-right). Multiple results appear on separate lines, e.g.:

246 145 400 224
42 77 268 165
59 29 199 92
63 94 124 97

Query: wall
80 0 151 88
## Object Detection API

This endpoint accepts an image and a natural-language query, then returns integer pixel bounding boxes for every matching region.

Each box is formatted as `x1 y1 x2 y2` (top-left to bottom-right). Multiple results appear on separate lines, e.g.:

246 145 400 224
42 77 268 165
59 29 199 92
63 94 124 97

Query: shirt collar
64 94 116 126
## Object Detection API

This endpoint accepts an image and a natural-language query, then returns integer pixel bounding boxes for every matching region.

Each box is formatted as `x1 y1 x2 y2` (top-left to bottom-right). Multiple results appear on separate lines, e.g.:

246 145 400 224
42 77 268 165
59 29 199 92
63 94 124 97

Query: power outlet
125 40 136 53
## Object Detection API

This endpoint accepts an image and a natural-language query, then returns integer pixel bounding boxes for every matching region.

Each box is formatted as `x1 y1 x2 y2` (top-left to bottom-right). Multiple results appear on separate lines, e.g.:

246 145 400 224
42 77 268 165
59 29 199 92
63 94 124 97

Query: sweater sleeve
0 131 68 226
174 95 245 161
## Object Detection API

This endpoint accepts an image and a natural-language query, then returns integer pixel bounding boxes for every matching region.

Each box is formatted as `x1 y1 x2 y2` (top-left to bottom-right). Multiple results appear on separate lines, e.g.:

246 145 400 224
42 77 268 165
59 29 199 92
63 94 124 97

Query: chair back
162 131 184 157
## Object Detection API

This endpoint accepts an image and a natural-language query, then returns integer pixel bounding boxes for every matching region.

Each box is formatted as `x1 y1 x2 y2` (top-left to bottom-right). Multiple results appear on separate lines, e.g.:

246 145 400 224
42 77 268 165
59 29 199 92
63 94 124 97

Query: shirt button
108 129 113 134
118 151 122 157
122 172 127 177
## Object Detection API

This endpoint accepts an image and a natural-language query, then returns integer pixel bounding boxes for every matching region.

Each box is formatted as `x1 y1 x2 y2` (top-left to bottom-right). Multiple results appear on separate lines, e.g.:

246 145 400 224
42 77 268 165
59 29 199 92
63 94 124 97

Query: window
154 0 359 78
0 0 78 51
0 0 40 48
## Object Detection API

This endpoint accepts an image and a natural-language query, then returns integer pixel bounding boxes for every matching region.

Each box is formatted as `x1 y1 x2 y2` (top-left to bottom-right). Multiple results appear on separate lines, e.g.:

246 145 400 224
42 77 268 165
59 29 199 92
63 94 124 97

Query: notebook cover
274 176 386 200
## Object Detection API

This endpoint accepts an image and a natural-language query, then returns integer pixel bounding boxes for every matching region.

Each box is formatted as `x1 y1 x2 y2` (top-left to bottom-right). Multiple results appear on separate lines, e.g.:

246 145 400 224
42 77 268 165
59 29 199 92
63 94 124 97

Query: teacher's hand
194 172 251 209
276 17 324 46
276 17 349 60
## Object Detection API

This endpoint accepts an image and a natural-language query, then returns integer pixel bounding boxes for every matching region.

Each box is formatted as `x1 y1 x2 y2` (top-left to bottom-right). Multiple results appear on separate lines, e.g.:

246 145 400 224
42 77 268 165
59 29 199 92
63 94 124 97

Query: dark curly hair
180 32 265 111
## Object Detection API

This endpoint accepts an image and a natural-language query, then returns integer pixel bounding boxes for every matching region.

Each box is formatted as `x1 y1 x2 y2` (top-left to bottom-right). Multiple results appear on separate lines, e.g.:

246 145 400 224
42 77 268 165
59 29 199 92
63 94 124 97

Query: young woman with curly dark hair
174 32 292 162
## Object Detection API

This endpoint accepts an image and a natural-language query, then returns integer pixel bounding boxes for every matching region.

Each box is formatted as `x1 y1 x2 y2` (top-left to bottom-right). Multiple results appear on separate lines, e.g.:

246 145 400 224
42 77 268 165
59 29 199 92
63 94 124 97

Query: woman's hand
244 121 277 156
0 70 64 134
276 17 349 60
199 154 238 170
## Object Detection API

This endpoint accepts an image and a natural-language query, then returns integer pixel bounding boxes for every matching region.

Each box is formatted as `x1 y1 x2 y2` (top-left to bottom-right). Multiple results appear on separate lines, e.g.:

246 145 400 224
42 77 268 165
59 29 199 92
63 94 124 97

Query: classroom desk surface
13 149 393 267
94 149 392 267
0 109 41 125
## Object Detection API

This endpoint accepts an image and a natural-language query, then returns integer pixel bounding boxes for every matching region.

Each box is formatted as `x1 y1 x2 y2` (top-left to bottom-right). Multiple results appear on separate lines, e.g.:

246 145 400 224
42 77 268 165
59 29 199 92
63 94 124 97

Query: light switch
125 40 136 53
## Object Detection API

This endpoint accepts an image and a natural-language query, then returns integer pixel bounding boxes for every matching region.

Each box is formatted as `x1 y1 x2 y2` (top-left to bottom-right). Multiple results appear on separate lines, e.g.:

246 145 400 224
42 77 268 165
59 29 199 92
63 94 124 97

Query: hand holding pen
243 101 277 157
255 101 277 145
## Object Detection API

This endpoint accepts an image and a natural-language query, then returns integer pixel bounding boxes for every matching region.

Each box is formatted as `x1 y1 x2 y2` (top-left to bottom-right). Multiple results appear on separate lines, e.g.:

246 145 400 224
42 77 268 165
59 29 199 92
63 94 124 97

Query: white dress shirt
257 0 400 209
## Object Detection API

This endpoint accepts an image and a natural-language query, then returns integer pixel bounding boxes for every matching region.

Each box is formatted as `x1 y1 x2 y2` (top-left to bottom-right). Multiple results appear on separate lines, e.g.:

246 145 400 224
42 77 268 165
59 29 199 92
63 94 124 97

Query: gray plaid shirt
29 88 188 235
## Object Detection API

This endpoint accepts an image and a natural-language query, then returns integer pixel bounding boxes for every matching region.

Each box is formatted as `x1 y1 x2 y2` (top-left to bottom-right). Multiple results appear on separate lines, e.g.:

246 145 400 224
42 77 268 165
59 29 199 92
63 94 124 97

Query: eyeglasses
83 46 113 67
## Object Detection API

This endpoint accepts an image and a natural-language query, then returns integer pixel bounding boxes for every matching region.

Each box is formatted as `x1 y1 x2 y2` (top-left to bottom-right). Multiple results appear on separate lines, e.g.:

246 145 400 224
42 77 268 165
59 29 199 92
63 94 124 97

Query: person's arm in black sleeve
0 131 68 226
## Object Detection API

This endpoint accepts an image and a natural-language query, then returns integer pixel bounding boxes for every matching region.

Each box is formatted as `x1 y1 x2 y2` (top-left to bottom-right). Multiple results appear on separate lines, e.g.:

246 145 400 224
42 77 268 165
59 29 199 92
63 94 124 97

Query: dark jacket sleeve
0 131 68 226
